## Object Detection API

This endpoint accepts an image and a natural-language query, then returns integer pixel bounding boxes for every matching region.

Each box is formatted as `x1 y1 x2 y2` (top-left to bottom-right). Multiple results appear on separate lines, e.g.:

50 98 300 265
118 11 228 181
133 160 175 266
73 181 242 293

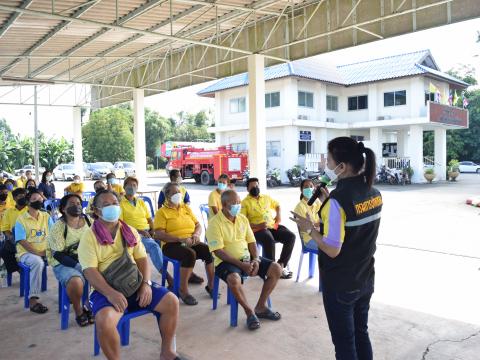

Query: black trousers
162 242 213 268
254 225 295 266
0 246 19 273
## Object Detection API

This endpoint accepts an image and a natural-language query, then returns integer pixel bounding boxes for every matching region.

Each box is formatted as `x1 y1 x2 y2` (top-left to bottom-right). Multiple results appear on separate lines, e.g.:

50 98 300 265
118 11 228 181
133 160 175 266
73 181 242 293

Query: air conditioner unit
298 115 308 120
377 116 385 120
326 117 335 123
384 115 392 120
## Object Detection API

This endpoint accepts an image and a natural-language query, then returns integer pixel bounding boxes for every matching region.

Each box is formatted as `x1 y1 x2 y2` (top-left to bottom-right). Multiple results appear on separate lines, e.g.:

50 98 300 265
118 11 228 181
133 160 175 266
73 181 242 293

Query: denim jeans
141 237 163 274
20 253 45 298
322 279 374 360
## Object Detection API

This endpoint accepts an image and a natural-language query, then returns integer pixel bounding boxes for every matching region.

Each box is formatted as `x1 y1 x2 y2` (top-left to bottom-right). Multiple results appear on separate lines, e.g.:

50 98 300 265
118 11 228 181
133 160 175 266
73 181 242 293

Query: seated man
78 190 180 360
0 184 12 221
158 169 190 208
86 180 106 216
207 190 282 330
241 178 295 279
207 174 229 219
106 173 125 196
0 188 29 275
64 175 85 197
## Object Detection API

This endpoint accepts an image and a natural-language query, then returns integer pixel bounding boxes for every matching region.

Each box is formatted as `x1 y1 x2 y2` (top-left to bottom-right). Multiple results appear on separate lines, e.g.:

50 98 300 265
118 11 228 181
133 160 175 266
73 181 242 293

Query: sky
0 18 479 141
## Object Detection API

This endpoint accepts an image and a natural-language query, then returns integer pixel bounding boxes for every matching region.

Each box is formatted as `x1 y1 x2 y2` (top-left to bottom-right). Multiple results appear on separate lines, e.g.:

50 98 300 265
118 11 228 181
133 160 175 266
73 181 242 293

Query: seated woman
38 170 56 201
207 174 229 219
154 182 215 306
86 180 106 216
25 179 37 192
47 194 94 327
293 179 322 251
64 175 85 197
106 173 125 196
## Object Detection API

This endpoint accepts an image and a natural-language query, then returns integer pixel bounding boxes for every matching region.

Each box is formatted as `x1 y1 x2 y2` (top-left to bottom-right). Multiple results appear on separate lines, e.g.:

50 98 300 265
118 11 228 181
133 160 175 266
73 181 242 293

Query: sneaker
280 268 293 279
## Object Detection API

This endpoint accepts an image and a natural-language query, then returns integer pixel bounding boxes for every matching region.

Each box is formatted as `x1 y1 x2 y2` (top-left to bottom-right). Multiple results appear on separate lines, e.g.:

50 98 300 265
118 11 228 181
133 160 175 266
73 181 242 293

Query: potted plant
424 168 435 183
447 159 460 181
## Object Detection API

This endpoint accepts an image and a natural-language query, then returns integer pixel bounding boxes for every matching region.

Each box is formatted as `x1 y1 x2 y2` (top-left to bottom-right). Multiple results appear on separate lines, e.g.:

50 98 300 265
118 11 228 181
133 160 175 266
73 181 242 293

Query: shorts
215 256 273 282
89 281 169 316
53 263 85 288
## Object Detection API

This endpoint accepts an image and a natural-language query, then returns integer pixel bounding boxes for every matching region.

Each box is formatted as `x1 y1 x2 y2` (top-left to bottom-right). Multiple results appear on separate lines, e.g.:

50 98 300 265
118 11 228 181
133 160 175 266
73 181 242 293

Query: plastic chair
296 227 322 292
161 256 180 297
212 275 271 327
82 191 96 201
44 199 61 222
139 196 155 218
7 272 12 286
81 200 89 211
58 280 90 330
199 204 209 243
18 261 48 308
93 309 161 356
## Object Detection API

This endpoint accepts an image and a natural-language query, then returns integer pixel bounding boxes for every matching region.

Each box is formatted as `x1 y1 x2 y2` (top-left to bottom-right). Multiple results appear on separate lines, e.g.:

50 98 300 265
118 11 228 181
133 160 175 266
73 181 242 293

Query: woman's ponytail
363 147 376 189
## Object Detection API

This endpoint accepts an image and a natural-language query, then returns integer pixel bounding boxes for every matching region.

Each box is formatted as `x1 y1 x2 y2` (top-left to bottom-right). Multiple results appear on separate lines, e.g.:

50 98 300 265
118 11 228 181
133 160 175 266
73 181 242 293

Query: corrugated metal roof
197 49 469 96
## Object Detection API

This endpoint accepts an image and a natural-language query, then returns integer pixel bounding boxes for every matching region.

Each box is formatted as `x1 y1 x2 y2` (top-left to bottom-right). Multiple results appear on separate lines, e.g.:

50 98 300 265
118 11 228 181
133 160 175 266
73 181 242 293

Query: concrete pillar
283 78 298 122
72 107 84 179
133 89 147 184
434 127 447 181
33 86 40 184
282 125 298 183
407 125 424 183
396 130 409 157
368 84 378 121
369 127 383 168
248 54 267 191
318 128 328 154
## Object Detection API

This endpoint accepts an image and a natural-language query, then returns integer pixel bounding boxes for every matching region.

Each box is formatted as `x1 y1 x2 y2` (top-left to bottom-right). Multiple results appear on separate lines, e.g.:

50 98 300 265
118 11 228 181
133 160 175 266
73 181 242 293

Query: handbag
101 234 143 298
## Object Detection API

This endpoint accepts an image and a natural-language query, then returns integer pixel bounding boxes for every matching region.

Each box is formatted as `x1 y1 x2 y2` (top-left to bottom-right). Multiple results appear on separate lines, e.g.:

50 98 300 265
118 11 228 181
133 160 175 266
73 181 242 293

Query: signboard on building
299 131 312 141
429 102 469 128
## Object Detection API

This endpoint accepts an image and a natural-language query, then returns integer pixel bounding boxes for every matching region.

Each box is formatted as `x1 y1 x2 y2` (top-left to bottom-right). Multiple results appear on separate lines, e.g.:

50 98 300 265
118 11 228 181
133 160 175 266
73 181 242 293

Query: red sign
429 102 468 128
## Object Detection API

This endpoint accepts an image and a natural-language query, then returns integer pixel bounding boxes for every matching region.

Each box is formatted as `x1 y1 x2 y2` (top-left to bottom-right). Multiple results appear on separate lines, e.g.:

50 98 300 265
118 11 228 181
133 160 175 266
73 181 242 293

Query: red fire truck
164 145 248 185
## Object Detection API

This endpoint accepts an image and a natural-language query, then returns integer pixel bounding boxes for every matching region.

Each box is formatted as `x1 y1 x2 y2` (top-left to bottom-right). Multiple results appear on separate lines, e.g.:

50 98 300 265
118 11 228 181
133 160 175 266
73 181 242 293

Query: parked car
114 161 136 178
458 161 480 173
87 163 111 180
0 170 15 180
14 164 46 176
52 164 84 181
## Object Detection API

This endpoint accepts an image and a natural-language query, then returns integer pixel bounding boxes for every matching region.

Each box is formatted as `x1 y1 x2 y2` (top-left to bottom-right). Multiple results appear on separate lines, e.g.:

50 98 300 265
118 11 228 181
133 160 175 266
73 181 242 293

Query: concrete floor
1 172 480 359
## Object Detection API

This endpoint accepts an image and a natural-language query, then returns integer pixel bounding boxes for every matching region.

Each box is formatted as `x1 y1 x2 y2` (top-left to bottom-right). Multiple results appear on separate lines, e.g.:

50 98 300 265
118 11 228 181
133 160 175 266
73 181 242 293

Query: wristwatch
143 280 152 286
252 257 261 263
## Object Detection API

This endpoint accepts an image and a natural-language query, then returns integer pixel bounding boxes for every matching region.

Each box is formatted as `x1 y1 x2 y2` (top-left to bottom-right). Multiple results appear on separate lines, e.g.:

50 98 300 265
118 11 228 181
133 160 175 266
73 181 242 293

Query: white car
14 164 46 176
114 161 136 178
53 164 84 181
458 161 480 173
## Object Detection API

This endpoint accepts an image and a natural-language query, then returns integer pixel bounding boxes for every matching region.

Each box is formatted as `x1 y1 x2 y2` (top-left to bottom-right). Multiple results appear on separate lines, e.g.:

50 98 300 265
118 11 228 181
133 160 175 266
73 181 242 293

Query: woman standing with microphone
291 137 382 360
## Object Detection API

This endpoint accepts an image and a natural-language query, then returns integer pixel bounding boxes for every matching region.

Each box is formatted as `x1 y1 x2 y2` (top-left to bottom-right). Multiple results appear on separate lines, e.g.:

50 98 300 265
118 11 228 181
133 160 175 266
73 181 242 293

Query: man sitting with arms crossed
206 190 282 330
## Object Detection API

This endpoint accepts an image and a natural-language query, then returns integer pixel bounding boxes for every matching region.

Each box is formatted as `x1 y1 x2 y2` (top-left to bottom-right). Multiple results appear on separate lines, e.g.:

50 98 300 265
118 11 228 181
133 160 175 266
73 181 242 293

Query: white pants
20 253 44 298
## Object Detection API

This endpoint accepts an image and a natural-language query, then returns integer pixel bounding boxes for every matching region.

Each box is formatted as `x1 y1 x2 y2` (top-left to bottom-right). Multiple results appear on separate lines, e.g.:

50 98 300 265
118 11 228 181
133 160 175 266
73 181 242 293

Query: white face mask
170 193 182 205
324 163 342 183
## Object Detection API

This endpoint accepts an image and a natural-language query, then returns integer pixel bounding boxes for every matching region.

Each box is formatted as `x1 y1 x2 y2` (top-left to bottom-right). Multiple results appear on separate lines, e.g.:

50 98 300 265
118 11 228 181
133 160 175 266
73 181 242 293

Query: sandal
75 312 89 327
83 306 95 324
30 302 48 314
205 285 220 299
255 308 281 321
180 294 198 306
188 273 204 284
246 314 261 330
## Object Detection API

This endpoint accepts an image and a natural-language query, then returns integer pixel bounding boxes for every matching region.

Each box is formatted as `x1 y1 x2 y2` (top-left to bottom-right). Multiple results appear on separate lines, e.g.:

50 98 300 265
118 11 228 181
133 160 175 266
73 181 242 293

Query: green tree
39 136 73 170
145 108 172 168
446 65 478 86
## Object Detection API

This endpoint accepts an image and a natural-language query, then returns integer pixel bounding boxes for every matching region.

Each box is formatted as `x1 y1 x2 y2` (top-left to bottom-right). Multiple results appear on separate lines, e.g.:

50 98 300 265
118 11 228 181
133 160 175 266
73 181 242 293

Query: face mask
66 205 82 217
0 193 7 201
302 187 314 199
170 193 182 205
46 176 52 182
17 197 27 207
249 186 260 197
27 186 36 192
100 205 121 222
229 204 241 217
74 179 80 184
125 186 136 196
30 200 43 210
217 183 227 191
107 178 117 185
95 187 105 193
6 184 14 191
324 163 342 183
174 178 182 185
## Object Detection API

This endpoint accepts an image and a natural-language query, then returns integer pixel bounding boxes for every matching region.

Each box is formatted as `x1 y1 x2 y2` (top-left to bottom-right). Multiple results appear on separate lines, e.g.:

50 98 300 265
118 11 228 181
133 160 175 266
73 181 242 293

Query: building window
299 141 313 155
350 135 365 141
231 143 247 152
266 141 281 157
425 92 435 105
348 95 368 111
265 92 280 108
326 95 338 111
229 97 246 113
384 90 406 107
298 91 314 108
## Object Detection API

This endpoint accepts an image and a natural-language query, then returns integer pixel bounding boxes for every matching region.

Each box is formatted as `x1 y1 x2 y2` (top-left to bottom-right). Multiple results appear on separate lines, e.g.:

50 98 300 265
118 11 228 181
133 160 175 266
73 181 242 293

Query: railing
423 156 435 167
383 157 411 169
305 153 327 172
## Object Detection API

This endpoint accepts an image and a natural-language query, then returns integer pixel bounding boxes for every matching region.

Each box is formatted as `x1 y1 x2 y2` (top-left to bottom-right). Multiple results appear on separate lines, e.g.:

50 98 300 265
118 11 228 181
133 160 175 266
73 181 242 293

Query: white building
198 50 469 183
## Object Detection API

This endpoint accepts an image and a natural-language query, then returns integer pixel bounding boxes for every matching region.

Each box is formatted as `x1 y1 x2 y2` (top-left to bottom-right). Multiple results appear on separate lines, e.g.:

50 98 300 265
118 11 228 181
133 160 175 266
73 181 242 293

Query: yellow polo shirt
1 206 28 232
293 198 321 244
65 182 85 194
206 211 255 267
120 197 150 231
208 190 222 218
111 184 125 195
6 193 15 208
14 211 53 259
47 220 90 267
17 178 27 189
0 202 12 222
153 204 198 245
78 223 146 273
241 194 279 229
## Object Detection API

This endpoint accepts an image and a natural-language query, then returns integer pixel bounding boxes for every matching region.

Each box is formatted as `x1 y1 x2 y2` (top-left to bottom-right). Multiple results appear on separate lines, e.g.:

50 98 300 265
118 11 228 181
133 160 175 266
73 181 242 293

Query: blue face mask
107 178 117 185
229 204 241 217
100 205 121 222
217 183 227 191
302 187 313 199
6 184 14 191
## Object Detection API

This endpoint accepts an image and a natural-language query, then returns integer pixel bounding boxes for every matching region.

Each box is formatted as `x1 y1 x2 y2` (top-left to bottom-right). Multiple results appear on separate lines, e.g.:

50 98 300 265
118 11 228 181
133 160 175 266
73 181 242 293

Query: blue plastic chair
295 227 322 292
58 280 90 330
199 204 209 243
161 256 180 297
7 272 12 286
212 275 271 327
81 200 89 213
44 199 61 222
139 196 155 218
18 261 48 308
82 191 96 201
93 309 161 356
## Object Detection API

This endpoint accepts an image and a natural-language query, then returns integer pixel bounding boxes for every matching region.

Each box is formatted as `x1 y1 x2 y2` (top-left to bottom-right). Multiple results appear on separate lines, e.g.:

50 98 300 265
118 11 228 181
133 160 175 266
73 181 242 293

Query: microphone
307 175 330 206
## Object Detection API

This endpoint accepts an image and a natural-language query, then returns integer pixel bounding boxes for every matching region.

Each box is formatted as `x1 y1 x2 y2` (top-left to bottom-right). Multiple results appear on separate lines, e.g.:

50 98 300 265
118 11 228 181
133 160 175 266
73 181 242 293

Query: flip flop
188 273 204 284
246 314 261 330
255 308 281 321
180 294 198 306
75 312 89 327
30 302 48 314
205 285 220 299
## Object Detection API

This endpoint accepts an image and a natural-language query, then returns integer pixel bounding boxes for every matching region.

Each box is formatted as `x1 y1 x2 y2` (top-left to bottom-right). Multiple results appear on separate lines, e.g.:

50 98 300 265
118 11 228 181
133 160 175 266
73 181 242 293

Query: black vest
319 175 382 292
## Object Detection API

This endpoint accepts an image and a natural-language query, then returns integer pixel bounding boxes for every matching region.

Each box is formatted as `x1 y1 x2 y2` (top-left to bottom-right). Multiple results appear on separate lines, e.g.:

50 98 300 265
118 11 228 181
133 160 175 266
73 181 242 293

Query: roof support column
408 125 424 183
133 88 147 184
33 85 40 184
247 54 267 191
72 106 84 179
434 127 446 181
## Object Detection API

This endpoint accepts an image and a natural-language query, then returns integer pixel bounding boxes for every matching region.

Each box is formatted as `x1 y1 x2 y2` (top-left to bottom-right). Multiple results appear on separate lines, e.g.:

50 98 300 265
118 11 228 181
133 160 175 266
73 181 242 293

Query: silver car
53 164 84 181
